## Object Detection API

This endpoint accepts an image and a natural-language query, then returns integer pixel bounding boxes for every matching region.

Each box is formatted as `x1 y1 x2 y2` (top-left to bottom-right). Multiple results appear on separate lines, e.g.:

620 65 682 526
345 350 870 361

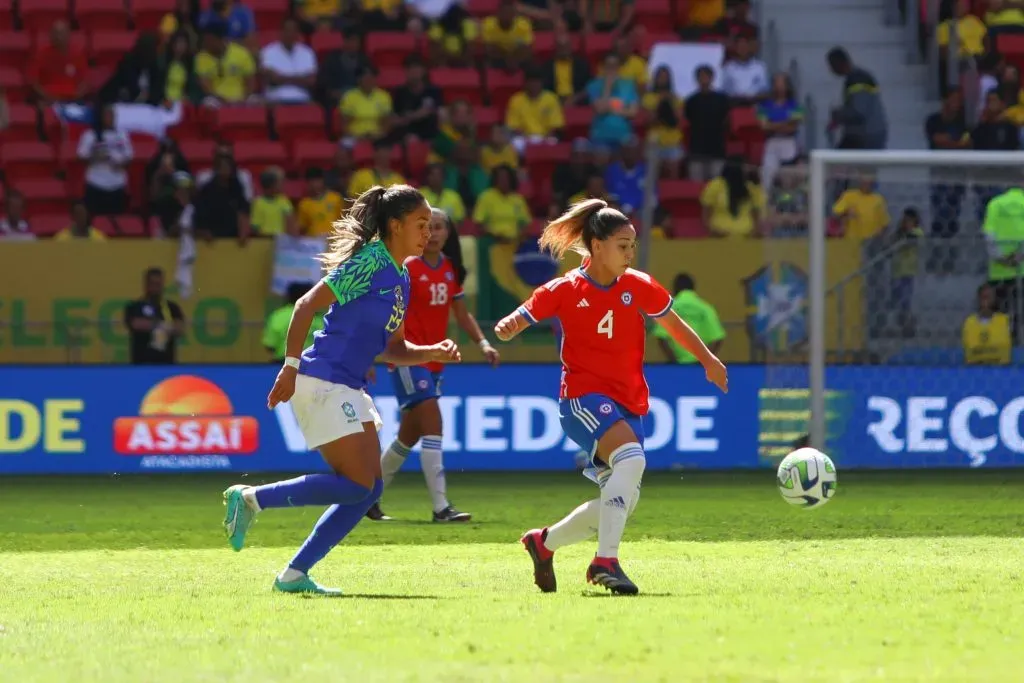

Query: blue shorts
391 366 443 411
559 394 646 472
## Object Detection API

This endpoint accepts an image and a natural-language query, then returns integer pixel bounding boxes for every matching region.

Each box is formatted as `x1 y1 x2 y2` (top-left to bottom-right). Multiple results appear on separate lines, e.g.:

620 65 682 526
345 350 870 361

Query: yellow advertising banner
0 238 863 364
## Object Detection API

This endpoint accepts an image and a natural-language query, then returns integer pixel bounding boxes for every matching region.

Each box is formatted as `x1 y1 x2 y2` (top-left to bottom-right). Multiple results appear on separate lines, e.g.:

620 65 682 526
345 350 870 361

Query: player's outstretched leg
588 442 646 595
521 497 600 593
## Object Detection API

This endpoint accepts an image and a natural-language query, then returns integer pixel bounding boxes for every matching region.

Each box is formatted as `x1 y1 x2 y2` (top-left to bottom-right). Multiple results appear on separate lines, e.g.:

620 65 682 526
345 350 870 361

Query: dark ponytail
319 184 426 271
539 198 631 261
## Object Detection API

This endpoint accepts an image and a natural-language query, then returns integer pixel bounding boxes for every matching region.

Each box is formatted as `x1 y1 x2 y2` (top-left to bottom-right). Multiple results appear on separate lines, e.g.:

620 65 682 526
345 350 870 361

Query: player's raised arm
655 310 729 393
381 321 462 366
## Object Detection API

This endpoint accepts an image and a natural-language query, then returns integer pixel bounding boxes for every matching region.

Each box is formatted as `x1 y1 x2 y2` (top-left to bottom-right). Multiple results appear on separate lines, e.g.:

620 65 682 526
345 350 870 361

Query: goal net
758 150 1024 470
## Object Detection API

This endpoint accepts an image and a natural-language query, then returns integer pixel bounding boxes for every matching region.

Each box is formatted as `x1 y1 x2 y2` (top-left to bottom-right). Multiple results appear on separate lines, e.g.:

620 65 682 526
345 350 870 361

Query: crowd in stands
0 0 815 244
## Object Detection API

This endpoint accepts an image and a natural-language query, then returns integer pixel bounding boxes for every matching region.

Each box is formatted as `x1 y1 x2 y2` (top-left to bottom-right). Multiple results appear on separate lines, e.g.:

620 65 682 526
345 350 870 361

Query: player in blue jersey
220 184 461 596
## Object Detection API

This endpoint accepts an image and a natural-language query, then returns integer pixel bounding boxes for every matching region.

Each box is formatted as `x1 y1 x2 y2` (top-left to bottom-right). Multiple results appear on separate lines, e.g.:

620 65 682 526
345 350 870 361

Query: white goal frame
807 149 1024 449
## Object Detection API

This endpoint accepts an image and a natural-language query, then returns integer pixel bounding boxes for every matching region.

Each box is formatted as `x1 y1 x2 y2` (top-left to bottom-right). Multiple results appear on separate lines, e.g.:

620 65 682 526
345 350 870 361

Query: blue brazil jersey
300 240 410 389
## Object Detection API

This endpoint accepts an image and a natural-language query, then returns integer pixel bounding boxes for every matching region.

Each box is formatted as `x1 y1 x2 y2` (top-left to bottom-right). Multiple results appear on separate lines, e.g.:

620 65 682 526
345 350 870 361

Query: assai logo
743 261 808 352
113 375 258 456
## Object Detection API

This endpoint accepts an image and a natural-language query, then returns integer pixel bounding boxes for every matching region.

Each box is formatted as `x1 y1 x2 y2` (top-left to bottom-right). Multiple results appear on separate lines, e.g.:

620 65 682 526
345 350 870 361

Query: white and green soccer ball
777 447 837 508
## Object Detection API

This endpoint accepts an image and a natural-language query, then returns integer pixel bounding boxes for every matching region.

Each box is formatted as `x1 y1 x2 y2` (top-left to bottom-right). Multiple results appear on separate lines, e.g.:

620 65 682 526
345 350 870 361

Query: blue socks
289 479 384 573
253 473 373 509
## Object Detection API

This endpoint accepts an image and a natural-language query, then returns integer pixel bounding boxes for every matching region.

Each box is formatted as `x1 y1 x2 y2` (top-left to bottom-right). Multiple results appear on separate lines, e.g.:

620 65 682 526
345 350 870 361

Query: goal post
806 149 1024 461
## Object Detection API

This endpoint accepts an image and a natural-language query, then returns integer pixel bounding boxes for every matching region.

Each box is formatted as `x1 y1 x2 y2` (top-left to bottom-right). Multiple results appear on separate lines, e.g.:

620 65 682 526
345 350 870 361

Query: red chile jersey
519 268 673 415
404 254 464 371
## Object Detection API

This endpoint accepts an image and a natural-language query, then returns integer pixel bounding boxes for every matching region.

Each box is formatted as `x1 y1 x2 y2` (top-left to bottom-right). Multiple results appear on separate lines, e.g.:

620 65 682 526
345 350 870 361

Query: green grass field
1 470 1023 682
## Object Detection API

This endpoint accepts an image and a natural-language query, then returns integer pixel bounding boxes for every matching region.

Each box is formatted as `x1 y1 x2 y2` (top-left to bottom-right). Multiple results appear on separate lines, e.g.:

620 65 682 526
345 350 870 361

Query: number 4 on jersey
597 310 613 338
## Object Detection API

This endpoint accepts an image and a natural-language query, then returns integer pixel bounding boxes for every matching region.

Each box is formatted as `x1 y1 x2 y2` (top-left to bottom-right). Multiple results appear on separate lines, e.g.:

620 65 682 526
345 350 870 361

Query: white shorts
289 374 383 450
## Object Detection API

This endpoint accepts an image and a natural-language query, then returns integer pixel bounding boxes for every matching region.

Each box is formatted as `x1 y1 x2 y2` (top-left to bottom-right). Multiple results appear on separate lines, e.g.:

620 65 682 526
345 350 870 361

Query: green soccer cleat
222 485 255 552
273 575 343 596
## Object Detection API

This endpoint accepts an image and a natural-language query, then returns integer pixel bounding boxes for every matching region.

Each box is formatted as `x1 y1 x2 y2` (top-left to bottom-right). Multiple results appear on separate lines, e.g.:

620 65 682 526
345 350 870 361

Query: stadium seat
430 68 483 105
131 0 176 32
0 0 12 30
0 67 28 103
0 105 41 144
128 134 160 209
165 103 204 140
21 0 70 34
29 214 68 237
246 0 291 28
1 142 57 180
532 33 559 63
584 33 615 69
284 178 305 202
639 32 681 56
273 105 328 145
562 107 592 140
366 32 418 69
33 31 88 53
232 141 287 174
377 68 405 91
211 105 271 143
746 140 765 165
91 215 118 237
292 140 337 172
458 220 482 237
309 31 343 59
0 32 31 69
524 143 571 190
58 141 86 195
657 179 703 220
86 67 115 96
111 215 147 236
255 31 279 49
484 69 524 110
351 140 403 170
466 0 499 16
634 0 676 34
730 106 760 134
178 139 216 168
90 31 139 69
404 138 430 181
726 140 745 158
17 179 70 215
77 0 131 32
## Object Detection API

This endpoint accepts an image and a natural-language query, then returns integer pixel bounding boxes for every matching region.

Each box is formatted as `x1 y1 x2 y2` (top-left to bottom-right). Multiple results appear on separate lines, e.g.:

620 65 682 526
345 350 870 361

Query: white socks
380 437 449 512
278 567 305 583
242 487 261 513
380 439 412 489
545 499 600 550
597 443 646 559
419 435 449 513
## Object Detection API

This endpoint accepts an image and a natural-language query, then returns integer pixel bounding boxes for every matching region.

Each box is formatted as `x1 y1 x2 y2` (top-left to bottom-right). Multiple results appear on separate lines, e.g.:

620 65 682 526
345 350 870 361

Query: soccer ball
777 447 837 508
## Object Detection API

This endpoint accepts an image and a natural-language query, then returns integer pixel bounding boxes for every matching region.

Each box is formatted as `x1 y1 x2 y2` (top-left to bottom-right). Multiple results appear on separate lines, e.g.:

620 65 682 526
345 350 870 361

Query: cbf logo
742 262 808 352
385 285 406 333
341 402 357 423
621 291 633 306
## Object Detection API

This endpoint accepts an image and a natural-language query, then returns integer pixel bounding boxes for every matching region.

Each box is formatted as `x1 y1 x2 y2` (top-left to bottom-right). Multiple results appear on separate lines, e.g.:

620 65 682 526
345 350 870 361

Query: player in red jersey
369 208 500 523
494 199 728 594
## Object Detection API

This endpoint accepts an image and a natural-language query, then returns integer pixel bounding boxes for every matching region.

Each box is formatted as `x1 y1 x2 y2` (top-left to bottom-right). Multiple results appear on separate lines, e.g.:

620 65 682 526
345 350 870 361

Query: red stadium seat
112 215 147 236
178 139 216 168
17 179 70 215
77 0 131 32
284 178 305 202
726 140 745 158
128 134 160 209
90 32 139 69
86 67 114 96
729 106 760 134
377 68 405 91
33 31 88 53
91 215 118 237
1 142 57 180
639 32 681 56
474 106 500 140
0 0 12 30
31 213 70 238
524 143 571 188
131 0 176 32
232 141 287 174
466 0 499 16
366 32 417 69
351 140 403 170
584 33 615 69
657 179 703 220
246 0 291 28
274 104 327 145
746 140 765 165
562 107 591 140
404 138 430 181
485 69 524 110
0 67 29 103
458 220 481 237
430 68 483 105
309 31 343 59
634 0 676 34
57 141 86 195
292 140 337 172
211 105 271 143
0 105 42 144
532 32 582 63
21 0 70 34
0 32 31 69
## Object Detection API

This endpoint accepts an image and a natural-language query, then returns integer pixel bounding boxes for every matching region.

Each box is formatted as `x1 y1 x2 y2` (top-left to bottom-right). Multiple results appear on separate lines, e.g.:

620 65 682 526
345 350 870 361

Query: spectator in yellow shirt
506 68 566 153
420 163 467 222
362 0 405 31
832 174 890 242
963 283 1011 365
297 167 344 236
606 33 648 89
700 158 764 237
481 125 519 173
250 167 297 236
296 0 345 32
427 5 479 68
938 0 987 59
482 0 532 69
581 0 636 34
643 65 684 176
686 0 724 30
54 201 107 241
472 164 530 241
194 24 256 105
339 66 393 140
159 0 199 49
986 0 1024 29
348 140 406 198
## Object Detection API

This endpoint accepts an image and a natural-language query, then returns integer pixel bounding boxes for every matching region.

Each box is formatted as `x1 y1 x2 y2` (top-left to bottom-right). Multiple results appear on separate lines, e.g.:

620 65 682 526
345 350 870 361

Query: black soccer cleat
432 505 472 523
521 528 557 593
365 503 392 521
586 557 639 595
